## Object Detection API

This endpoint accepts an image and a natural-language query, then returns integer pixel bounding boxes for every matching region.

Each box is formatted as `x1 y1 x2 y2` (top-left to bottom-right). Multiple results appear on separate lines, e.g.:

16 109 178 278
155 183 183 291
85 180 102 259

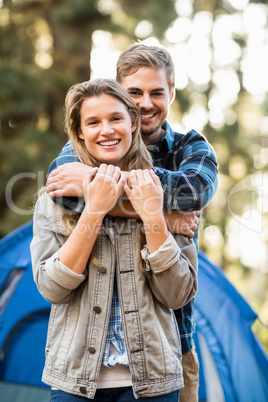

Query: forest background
0 0 268 351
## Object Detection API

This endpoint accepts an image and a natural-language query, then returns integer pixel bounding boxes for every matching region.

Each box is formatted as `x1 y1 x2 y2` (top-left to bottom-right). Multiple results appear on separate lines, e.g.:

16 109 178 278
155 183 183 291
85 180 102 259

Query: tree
0 0 177 237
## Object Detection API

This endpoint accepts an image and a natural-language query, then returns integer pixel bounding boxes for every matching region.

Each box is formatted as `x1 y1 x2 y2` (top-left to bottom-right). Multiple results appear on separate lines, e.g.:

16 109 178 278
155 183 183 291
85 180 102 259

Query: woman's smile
78 94 136 169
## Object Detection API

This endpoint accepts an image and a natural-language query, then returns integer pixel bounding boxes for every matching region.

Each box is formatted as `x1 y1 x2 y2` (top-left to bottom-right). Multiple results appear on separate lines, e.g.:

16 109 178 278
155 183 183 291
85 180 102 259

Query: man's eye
129 91 140 96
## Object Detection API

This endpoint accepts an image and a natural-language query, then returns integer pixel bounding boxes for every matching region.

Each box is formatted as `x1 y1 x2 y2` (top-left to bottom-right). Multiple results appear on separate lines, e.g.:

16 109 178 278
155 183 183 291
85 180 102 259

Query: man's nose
139 94 153 109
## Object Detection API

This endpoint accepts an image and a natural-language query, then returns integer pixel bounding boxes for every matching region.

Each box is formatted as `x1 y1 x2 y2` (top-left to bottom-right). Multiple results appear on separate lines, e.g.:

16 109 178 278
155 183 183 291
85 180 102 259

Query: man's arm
47 131 217 211
46 131 214 235
152 129 218 212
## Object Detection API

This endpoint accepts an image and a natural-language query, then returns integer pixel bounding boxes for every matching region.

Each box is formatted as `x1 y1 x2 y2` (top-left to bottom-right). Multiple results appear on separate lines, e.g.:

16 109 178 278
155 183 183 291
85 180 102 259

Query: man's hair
116 43 175 91
64 78 153 171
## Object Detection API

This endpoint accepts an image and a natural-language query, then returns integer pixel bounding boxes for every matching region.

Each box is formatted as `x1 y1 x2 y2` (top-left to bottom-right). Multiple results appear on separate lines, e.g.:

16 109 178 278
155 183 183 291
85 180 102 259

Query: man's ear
169 87 175 105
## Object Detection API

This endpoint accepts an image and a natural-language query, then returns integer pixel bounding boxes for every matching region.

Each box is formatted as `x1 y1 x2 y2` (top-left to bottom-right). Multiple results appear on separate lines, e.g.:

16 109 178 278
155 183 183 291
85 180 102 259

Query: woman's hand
83 164 125 216
124 169 164 223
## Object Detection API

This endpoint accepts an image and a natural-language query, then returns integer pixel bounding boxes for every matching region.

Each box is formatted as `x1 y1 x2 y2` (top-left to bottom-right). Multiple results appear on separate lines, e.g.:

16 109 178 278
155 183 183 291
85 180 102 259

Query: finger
118 173 126 193
97 163 108 176
143 169 154 183
112 166 122 183
47 169 59 182
191 223 198 232
187 230 195 238
106 164 116 178
83 168 98 186
47 189 65 198
180 224 195 238
46 182 61 192
135 169 145 184
149 169 162 187
128 170 138 187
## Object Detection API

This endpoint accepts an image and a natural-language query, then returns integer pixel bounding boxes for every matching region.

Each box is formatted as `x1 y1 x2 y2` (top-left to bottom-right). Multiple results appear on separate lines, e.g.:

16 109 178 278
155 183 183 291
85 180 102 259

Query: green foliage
0 0 178 238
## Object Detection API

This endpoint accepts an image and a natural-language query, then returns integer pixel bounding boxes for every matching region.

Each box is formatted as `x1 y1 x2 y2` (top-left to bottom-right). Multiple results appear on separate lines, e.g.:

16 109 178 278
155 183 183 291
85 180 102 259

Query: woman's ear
131 119 137 133
78 128 84 140
130 112 137 133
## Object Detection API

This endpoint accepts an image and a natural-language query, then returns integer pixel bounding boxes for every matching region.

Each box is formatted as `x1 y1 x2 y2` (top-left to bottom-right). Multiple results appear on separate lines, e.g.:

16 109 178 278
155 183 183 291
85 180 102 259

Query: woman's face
78 93 136 169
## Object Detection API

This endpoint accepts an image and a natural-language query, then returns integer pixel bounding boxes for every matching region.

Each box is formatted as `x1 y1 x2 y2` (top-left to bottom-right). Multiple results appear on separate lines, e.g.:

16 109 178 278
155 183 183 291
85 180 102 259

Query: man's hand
46 162 94 197
164 210 199 237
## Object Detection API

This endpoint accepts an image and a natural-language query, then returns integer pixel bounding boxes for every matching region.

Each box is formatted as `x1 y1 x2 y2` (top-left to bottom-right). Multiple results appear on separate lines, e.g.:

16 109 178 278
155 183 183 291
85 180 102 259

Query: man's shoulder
170 128 208 150
174 128 206 140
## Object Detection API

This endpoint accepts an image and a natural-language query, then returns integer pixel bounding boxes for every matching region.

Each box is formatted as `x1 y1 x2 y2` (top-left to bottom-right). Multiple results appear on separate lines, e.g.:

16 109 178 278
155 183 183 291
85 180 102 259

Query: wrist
142 214 167 232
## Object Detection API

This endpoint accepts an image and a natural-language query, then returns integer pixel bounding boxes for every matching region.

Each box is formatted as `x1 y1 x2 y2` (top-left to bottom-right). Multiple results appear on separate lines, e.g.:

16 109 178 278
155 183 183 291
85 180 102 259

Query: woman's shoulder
35 192 74 236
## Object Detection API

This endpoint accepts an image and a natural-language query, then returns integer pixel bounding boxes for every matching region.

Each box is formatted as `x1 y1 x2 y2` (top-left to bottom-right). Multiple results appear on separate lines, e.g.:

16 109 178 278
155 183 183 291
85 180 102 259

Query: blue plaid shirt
102 279 129 367
47 121 218 354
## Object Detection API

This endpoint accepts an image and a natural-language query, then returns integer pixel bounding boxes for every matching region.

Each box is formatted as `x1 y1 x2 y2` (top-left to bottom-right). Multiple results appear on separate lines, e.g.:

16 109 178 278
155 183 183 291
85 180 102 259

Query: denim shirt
47 122 218 353
30 193 198 399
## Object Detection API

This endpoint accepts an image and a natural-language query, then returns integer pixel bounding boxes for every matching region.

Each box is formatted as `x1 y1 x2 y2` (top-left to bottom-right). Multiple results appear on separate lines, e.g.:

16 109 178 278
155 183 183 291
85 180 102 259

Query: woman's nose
100 121 114 135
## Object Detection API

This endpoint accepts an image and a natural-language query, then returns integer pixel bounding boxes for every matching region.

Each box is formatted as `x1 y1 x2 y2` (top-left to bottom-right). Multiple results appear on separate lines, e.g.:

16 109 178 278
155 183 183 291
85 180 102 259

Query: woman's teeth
99 140 120 146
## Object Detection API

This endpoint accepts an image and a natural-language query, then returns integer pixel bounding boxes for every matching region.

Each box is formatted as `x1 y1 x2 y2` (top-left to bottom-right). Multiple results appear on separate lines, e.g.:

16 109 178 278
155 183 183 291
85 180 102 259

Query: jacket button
80 387 87 394
99 266 107 274
88 347 96 354
93 306 101 314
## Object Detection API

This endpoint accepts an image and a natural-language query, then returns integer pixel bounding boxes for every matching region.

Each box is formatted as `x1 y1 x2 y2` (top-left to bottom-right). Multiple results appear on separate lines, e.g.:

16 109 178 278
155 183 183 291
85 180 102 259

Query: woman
31 78 198 401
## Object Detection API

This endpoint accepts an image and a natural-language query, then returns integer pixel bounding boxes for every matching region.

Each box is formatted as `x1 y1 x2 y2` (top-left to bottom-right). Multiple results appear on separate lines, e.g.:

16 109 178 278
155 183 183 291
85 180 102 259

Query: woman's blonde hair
65 78 153 171
63 78 153 275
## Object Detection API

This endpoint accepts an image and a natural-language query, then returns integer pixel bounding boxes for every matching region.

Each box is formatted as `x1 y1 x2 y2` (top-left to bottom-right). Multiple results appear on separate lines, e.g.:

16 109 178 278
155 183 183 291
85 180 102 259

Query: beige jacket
30 194 198 399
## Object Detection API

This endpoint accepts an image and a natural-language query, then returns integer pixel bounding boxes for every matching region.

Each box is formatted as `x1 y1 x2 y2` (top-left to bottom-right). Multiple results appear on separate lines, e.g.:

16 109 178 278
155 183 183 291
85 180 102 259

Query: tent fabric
0 221 50 389
195 251 268 402
0 221 268 402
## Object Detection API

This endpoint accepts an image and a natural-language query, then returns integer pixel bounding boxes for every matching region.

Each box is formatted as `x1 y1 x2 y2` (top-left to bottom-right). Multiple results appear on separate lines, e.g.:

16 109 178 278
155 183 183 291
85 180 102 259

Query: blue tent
0 221 267 402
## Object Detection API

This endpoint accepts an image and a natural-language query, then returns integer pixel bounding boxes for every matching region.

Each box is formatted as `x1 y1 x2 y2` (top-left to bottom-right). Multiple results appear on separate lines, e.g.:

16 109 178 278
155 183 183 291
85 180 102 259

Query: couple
31 43 218 401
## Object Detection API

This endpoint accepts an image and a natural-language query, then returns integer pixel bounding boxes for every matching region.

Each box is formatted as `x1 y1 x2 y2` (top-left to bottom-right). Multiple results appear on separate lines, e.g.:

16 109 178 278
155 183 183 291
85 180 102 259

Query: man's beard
141 122 162 137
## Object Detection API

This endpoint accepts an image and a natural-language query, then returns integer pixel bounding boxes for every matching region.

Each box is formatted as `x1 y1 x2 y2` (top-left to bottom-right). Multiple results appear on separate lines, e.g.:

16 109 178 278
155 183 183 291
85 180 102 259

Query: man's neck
142 127 166 145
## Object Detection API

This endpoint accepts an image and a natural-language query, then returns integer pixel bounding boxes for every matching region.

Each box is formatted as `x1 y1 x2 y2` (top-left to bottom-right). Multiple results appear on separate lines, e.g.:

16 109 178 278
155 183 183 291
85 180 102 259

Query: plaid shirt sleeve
152 130 218 211
47 140 85 213
47 140 79 174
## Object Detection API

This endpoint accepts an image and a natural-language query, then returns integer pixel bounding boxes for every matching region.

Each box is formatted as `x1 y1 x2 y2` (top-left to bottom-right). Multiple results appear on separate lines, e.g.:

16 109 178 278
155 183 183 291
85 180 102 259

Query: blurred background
0 0 267 351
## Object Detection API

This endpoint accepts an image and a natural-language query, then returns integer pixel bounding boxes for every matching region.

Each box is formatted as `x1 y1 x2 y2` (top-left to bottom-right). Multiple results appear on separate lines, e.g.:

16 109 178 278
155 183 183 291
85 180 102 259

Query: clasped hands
46 162 199 237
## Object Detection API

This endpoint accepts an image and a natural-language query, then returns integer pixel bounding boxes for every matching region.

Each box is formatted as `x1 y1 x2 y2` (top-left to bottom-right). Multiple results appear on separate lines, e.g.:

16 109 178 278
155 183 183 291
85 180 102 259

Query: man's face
120 67 175 145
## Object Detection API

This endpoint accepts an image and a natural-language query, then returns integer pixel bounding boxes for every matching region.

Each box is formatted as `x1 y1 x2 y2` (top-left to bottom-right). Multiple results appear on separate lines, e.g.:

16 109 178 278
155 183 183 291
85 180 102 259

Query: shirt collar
155 120 175 151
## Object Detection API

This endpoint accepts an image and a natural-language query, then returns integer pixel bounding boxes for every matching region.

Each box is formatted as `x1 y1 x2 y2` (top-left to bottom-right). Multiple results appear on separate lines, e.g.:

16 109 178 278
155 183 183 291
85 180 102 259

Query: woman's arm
31 165 125 303
55 165 125 273
124 169 168 252
124 169 198 310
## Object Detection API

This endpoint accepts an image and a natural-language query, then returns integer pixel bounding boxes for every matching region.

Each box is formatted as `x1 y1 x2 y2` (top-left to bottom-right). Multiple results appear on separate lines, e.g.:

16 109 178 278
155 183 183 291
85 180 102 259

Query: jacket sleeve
30 195 86 305
152 130 218 211
141 232 198 310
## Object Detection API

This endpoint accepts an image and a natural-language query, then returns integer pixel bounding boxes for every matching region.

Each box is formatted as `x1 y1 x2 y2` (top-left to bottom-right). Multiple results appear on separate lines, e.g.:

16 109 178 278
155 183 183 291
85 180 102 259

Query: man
46 43 218 401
